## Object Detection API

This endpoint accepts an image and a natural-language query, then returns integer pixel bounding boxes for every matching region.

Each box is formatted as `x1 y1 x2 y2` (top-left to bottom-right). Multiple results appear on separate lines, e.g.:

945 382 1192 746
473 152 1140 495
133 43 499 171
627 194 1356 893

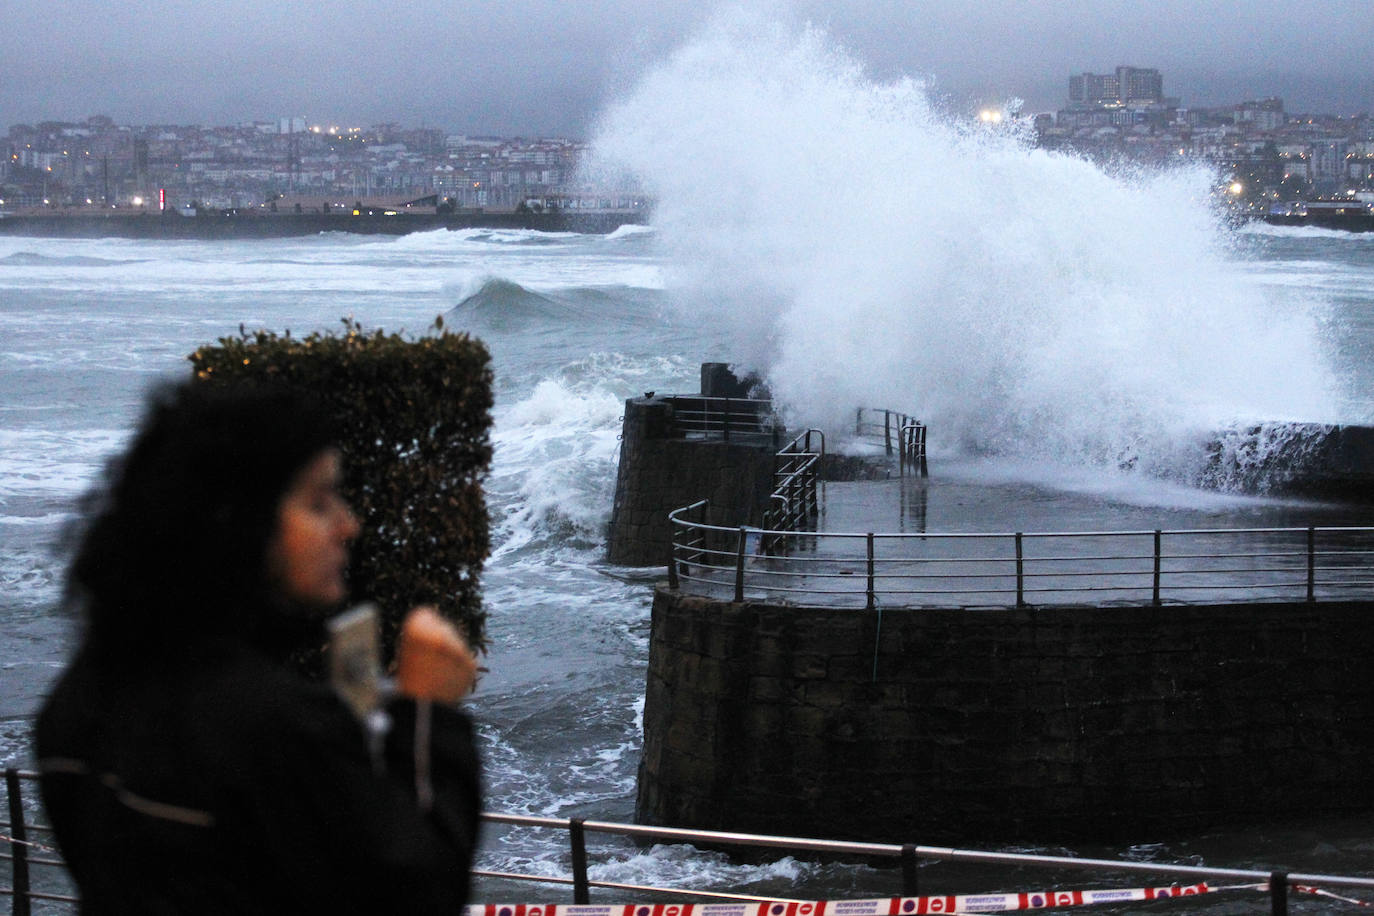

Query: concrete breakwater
614 364 1374 845
637 591 1374 845
1201 422 1374 501
607 365 781 567
612 362 1374 845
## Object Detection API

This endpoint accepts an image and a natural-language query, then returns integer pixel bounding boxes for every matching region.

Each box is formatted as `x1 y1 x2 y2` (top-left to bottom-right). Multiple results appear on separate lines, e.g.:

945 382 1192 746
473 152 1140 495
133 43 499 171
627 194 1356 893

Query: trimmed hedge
189 317 493 662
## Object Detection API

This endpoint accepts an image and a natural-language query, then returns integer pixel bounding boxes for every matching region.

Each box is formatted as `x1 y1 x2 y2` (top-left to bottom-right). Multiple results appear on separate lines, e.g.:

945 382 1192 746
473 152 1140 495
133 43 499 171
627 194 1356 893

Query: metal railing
667 519 1374 608
854 408 915 455
2 769 76 915
901 422 928 478
853 408 927 478
761 429 824 550
474 813 1374 914
9 768 1374 914
667 395 778 444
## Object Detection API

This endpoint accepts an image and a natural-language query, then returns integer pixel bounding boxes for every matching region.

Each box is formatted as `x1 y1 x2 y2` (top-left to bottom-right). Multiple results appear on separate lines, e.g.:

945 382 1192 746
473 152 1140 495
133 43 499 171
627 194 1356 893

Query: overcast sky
4 0 1371 136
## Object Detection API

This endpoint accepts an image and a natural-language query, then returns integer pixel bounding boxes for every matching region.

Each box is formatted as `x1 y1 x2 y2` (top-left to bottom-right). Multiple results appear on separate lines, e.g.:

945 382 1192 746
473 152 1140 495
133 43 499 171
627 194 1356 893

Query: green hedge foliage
189 317 493 662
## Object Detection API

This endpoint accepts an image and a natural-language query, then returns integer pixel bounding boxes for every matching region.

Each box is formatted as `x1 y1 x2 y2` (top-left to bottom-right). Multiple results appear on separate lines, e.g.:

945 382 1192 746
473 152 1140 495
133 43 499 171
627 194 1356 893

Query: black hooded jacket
35 619 481 915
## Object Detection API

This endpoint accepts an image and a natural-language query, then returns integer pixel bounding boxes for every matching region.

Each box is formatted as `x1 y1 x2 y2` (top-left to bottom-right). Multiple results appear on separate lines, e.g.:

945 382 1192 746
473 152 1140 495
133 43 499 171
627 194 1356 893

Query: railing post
1307 527 1316 602
569 817 590 904
867 533 876 610
1015 532 1025 608
6 767 30 916
1153 530 1162 606
901 843 919 898
884 410 892 456
668 536 679 590
722 397 731 442
1270 870 1288 916
735 527 747 602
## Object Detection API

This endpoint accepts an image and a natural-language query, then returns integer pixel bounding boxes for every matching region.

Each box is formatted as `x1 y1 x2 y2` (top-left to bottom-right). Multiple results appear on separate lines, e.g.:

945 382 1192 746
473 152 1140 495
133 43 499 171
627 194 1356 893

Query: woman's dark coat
35 625 481 915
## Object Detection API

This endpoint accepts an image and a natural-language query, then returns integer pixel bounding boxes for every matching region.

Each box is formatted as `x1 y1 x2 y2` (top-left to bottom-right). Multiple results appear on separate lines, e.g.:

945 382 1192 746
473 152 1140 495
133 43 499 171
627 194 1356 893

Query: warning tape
468 883 1220 916
0 833 59 855
1295 884 1374 908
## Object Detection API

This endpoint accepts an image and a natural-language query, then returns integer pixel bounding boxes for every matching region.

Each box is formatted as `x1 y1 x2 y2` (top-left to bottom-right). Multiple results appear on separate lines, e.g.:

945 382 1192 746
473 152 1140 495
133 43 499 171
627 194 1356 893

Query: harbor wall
606 396 775 567
636 588 1374 845
0 209 643 239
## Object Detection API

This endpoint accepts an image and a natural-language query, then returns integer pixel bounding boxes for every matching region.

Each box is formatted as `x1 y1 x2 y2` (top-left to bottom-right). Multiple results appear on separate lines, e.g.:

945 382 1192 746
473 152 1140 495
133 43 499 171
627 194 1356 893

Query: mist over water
589 11 1340 483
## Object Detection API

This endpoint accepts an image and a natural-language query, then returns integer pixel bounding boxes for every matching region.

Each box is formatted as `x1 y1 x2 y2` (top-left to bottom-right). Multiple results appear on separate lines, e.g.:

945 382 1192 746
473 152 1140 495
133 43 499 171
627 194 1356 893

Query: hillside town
1032 66 1374 205
2 66 1372 214
0 120 637 215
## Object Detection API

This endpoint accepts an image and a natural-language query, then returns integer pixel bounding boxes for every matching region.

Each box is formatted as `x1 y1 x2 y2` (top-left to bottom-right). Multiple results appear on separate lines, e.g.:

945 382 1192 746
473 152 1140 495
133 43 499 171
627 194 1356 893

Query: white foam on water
589 8 1344 485
0 429 130 500
605 224 656 240
1240 221 1374 243
488 377 627 558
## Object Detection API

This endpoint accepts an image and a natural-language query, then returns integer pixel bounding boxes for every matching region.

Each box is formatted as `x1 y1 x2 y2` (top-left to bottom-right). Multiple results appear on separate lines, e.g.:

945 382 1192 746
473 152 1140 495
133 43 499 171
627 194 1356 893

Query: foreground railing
668 516 1374 607
8 765 1374 915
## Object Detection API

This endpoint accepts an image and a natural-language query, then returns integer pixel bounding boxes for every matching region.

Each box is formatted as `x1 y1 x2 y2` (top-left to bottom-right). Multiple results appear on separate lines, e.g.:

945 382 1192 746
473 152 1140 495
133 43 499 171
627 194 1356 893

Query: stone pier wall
636 588 1374 845
606 396 776 567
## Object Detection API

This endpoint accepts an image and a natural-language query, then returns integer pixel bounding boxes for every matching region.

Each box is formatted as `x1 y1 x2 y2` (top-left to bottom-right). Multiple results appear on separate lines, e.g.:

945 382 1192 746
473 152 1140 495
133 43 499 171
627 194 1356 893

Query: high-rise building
1068 66 1163 108
1117 66 1163 105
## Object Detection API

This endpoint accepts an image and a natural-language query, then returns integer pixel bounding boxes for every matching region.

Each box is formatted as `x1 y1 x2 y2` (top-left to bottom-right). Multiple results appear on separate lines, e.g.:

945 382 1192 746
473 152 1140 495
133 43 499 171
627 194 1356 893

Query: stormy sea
4 17 1374 915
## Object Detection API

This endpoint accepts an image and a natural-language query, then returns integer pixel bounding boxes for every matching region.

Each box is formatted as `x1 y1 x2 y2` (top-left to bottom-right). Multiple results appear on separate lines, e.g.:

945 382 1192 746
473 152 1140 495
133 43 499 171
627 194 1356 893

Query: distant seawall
0 209 645 239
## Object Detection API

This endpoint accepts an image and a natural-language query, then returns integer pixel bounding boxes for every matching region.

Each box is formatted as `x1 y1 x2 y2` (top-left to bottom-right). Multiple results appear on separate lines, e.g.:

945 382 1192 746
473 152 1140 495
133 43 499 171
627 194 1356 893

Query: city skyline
3 1 1373 137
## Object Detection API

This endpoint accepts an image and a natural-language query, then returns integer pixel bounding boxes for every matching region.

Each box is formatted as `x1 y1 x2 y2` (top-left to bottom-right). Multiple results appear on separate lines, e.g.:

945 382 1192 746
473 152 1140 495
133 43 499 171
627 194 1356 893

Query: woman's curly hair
69 380 337 657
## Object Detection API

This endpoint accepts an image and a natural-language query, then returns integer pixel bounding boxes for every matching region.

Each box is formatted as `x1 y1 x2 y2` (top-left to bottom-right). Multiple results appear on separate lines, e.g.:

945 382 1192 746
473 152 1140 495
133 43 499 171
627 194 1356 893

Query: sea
5 18 1374 914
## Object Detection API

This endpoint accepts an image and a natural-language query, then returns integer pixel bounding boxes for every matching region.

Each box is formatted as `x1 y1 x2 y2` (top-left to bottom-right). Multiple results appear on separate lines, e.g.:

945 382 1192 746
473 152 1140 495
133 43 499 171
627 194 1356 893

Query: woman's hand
396 606 478 704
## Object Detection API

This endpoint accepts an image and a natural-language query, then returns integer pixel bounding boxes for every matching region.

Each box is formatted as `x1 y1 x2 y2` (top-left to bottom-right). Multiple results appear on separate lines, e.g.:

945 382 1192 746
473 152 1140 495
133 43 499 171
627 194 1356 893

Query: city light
1229 182 1245 195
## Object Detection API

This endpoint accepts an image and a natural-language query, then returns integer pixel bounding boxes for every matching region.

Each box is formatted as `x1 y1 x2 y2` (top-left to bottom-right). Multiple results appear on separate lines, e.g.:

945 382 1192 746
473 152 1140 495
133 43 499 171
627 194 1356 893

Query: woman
36 380 482 914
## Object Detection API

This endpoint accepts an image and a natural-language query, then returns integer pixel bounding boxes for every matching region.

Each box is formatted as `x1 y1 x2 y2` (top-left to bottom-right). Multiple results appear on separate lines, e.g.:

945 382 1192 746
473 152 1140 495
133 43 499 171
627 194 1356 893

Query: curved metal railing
667 515 1374 607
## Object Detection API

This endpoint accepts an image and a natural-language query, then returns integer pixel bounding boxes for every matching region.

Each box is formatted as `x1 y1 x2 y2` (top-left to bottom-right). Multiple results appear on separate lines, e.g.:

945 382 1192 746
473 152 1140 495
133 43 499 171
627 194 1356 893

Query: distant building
1234 98 1285 131
1068 66 1163 109
1313 139 1348 180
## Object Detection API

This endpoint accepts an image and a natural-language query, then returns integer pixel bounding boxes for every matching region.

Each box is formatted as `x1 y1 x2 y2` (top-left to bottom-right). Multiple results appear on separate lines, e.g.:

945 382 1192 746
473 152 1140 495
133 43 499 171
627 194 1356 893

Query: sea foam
588 9 1341 482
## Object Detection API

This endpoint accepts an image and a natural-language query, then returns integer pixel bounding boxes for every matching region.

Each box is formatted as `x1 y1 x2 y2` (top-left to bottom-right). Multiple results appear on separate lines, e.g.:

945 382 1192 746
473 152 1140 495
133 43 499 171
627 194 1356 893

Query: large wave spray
589 11 1338 481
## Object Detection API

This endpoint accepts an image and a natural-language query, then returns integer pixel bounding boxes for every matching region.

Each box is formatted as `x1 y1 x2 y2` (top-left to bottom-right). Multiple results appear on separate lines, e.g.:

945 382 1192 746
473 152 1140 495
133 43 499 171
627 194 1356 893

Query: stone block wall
607 396 776 567
636 589 1374 845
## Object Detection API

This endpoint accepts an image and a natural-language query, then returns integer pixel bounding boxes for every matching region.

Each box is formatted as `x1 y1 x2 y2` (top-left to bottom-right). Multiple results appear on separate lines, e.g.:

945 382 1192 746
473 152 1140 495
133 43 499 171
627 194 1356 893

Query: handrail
667 519 1374 607
901 422 928 478
761 429 824 553
10 771 1374 911
477 812 1374 894
662 395 777 444
852 408 927 478
854 407 920 457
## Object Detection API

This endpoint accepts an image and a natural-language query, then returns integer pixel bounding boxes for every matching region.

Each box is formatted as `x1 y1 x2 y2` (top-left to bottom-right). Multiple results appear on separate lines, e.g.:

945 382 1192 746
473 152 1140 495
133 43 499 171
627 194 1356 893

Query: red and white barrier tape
469 883 1220 916
0 832 59 855
1295 884 1374 908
